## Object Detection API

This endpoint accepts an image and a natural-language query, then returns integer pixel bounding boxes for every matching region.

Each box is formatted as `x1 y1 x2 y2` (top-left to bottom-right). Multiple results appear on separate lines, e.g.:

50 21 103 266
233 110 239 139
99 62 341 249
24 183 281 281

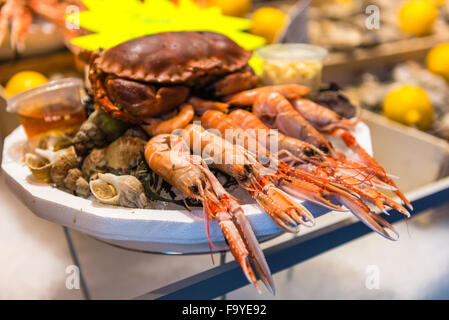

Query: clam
89 173 148 208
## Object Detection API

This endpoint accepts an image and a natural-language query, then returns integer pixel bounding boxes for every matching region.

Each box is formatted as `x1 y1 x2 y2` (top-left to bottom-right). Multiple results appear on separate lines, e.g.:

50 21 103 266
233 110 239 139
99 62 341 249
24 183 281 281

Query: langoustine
226 84 412 211
181 123 317 233
144 134 274 293
201 109 405 240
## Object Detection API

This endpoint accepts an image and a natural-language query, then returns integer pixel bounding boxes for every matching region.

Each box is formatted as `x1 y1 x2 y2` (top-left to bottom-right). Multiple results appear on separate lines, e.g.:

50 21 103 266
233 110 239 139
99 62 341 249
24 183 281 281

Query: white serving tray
1 124 372 254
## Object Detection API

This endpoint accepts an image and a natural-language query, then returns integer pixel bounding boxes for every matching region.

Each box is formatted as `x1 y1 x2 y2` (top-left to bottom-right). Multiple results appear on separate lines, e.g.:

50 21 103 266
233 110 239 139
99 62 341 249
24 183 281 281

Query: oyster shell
89 173 148 208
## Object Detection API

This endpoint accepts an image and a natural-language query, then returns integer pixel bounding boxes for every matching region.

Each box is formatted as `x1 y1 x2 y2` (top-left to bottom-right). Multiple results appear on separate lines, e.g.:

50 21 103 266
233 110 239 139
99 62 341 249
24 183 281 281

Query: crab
88 31 259 124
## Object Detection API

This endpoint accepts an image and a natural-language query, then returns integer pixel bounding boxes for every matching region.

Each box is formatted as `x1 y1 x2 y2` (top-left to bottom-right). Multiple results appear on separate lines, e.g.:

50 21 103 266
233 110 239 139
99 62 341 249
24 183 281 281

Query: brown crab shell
93 31 252 85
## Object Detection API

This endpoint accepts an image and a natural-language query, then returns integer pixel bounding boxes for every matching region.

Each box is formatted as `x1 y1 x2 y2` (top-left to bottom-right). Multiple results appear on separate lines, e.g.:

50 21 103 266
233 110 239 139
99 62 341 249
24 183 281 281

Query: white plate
1 125 372 254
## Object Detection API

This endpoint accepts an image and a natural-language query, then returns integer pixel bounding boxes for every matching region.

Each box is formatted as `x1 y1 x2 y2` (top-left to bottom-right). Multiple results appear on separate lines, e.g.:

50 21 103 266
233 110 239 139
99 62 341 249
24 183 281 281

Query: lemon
209 0 251 17
383 85 433 130
431 0 446 6
426 43 449 82
5 71 49 98
398 0 438 36
250 7 288 44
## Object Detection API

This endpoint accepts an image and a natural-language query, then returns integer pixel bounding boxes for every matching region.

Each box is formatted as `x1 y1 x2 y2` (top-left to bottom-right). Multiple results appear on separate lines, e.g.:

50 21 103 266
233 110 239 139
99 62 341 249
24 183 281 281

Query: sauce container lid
256 43 328 61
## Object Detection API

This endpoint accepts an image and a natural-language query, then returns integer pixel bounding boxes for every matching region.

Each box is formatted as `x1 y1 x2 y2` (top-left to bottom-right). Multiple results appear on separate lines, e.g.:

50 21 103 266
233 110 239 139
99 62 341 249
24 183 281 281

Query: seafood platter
1 31 412 294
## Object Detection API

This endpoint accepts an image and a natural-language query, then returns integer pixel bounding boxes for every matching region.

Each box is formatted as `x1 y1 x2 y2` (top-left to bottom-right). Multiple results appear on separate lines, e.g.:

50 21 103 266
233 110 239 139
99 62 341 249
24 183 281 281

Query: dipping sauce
18 102 86 138
7 78 86 139
256 43 328 91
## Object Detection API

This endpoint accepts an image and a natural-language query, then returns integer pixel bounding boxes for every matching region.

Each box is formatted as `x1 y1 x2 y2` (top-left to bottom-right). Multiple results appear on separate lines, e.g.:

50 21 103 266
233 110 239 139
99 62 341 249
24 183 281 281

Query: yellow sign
68 0 265 51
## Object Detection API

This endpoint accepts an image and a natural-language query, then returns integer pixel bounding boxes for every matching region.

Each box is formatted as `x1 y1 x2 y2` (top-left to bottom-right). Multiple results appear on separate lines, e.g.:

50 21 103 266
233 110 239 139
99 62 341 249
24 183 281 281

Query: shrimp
290 98 361 133
141 103 194 136
144 134 274 293
232 86 412 211
188 97 229 115
200 110 348 212
181 123 316 233
228 109 408 239
225 84 311 106
252 91 335 155
0 0 32 51
290 98 412 210
229 109 325 164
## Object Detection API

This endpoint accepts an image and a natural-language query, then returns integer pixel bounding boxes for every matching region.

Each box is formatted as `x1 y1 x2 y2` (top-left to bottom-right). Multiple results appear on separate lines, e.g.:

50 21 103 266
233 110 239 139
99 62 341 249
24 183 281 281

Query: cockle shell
89 173 148 208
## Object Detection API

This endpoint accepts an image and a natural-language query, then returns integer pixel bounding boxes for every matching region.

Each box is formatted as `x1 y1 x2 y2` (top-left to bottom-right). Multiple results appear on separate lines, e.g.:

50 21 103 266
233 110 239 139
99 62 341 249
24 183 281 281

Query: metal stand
219 251 227 300
63 226 91 300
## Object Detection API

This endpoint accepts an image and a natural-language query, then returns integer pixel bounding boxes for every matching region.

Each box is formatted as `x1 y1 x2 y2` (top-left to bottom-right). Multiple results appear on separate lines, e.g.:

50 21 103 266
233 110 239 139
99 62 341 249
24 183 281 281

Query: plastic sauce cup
256 43 328 91
7 78 87 139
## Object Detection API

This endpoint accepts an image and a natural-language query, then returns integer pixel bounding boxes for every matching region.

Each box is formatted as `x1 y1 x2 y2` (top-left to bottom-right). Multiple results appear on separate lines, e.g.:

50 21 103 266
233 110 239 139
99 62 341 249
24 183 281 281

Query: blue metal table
63 177 449 300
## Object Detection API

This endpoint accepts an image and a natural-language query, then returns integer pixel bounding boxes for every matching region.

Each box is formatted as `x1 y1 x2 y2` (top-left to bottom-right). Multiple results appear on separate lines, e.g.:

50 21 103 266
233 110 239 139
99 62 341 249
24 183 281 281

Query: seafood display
344 61 449 140
0 0 85 51
19 31 412 294
309 0 449 51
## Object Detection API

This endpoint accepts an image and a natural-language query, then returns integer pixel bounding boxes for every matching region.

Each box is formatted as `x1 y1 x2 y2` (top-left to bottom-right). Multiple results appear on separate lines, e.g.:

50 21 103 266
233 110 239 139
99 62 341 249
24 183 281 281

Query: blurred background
1 0 449 299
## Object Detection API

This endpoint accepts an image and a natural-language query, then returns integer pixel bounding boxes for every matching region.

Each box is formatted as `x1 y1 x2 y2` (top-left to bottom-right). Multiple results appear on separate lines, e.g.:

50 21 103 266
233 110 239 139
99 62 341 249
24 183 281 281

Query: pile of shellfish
24 31 412 294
